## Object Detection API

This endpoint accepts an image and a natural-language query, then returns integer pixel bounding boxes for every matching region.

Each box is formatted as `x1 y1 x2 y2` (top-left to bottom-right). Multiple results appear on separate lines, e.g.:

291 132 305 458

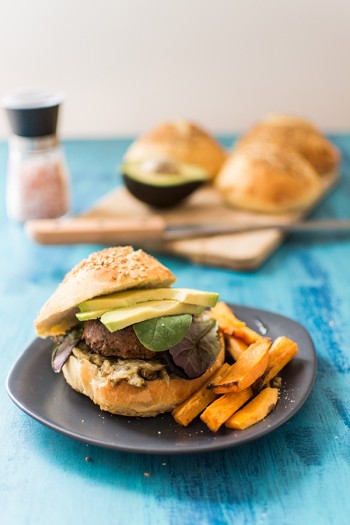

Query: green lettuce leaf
133 314 193 352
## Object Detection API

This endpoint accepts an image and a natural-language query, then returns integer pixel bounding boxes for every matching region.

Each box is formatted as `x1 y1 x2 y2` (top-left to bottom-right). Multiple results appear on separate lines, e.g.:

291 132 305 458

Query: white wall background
0 0 349 138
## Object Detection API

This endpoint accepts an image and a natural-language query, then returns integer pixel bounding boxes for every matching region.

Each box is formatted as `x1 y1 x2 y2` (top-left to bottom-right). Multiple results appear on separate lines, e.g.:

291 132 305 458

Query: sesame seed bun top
34 246 176 337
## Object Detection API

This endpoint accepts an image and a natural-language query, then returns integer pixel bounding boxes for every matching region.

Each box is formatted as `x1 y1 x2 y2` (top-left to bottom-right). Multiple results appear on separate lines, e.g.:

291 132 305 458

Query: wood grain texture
1 136 350 525
78 171 338 270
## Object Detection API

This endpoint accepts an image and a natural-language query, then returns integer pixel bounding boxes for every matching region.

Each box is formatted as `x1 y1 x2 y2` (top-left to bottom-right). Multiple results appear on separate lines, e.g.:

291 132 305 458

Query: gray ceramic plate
6 305 316 454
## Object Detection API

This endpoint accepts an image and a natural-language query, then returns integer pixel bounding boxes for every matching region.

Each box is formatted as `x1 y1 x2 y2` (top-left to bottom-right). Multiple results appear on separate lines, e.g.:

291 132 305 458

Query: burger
34 246 225 417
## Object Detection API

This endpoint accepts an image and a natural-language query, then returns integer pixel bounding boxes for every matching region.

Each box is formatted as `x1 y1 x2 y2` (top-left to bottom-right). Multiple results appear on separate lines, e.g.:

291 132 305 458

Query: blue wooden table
1 136 349 525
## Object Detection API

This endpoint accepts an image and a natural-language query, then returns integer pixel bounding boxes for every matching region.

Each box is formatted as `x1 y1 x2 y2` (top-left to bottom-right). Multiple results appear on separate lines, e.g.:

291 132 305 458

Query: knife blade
25 217 350 245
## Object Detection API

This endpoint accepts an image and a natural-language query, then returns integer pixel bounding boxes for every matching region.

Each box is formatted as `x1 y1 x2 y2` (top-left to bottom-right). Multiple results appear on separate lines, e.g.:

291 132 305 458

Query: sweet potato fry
263 336 298 386
231 326 262 345
209 302 262 343
208 338 271 393
250 369 269 396
225 387 279 430
200 387 252 432
172 363 230 427
225 335 248 361
208 302 246 333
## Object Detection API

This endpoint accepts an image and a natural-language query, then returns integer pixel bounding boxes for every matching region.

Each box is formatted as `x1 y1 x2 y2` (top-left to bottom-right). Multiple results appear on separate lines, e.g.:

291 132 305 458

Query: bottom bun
62 338 225 417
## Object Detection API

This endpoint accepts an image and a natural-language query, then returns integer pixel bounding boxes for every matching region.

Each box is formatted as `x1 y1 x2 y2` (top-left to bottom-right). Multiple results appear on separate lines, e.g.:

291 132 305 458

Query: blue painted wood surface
1 136 350 525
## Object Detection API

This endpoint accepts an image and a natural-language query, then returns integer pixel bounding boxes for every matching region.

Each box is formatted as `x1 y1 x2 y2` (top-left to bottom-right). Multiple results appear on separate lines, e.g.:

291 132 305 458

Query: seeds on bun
35 246 176 337
35 246 224 417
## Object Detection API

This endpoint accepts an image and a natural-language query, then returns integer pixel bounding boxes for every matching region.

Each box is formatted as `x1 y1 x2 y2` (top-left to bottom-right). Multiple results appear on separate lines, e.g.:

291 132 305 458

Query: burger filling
71 345 169 388
51 312 221 387
82 320 156 360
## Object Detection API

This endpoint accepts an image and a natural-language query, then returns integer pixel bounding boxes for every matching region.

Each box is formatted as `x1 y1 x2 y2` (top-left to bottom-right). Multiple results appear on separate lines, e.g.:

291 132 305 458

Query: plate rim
6 304 317 454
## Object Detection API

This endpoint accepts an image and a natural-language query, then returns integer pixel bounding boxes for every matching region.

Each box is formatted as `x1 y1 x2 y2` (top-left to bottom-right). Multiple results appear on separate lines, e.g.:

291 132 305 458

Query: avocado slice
78 288 219 313
101 300 205 332
76 310 108 321
121 158 209 208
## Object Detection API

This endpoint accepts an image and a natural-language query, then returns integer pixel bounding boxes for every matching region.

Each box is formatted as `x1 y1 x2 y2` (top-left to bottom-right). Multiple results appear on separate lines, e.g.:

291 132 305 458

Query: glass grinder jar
2 90 70 221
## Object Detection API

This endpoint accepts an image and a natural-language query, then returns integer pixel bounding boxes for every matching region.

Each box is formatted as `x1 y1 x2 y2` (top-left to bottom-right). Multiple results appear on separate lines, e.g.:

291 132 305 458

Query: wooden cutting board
80 171 338 270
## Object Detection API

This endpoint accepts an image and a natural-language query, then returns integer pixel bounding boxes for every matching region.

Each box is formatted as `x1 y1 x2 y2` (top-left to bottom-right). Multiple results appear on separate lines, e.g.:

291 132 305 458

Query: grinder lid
2 89 63 137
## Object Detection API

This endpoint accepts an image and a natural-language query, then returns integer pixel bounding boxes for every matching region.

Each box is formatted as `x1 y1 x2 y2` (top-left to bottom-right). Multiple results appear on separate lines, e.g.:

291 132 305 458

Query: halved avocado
121 158 209 208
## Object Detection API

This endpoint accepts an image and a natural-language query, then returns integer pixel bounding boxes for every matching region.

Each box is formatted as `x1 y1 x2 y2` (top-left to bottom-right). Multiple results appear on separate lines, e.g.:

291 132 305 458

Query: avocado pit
121 157 209 208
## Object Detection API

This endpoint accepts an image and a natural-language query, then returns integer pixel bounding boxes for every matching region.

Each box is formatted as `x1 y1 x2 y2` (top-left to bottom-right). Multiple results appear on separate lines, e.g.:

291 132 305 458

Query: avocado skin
123 173 204 208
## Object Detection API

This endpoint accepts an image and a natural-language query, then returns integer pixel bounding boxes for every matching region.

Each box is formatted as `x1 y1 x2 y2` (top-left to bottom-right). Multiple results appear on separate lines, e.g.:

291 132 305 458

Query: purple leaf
169 315 220 378
51 328 83 373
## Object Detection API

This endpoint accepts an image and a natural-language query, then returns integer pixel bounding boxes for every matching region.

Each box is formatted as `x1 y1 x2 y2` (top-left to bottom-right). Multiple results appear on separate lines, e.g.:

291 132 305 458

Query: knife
25 217 350 245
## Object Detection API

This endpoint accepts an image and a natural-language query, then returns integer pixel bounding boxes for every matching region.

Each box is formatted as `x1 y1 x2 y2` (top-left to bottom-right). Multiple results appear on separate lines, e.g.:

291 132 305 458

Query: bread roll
35 246 176 337
124 120 227 178
62 338 225 417
216 143 322 213
238 114 340 174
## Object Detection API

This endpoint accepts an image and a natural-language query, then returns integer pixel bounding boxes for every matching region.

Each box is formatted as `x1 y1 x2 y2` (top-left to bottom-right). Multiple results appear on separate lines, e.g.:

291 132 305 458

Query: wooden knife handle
25 216 166 245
